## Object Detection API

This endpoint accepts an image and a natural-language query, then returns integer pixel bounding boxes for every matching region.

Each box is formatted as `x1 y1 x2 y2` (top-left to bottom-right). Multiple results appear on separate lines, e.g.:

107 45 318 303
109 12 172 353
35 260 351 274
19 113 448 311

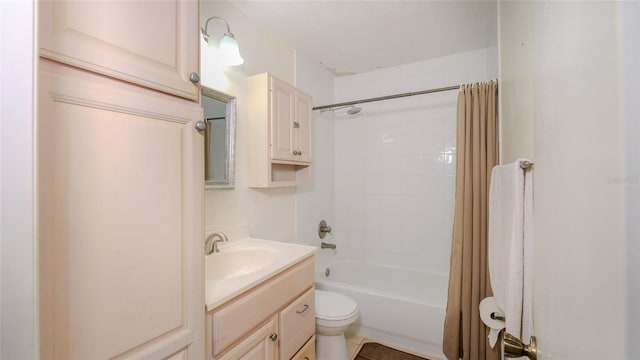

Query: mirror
201 86 236 189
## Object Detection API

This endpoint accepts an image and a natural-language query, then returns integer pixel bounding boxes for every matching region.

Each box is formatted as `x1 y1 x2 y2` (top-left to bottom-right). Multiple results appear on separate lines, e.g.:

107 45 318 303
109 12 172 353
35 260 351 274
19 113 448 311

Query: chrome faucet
205 232 228 255
320 242 336 250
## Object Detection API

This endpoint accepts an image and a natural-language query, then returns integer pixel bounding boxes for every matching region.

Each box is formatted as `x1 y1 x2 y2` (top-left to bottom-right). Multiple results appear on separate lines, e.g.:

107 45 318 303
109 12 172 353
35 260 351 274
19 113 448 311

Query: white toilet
314 289 359 360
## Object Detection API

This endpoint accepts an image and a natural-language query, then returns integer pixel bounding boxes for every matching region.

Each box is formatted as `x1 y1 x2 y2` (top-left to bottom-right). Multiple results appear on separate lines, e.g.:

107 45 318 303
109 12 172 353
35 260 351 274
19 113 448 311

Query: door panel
270 77 295 161
295 91 312 163
39 0 199 100
38 60 204 359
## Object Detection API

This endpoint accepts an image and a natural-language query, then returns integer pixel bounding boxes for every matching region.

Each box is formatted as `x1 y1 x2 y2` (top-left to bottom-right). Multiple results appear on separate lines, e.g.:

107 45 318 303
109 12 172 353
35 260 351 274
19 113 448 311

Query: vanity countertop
205 238 317 311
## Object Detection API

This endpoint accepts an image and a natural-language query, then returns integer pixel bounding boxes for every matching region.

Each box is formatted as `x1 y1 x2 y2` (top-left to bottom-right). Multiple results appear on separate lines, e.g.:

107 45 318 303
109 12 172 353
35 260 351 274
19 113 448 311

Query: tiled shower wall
332 49 495 275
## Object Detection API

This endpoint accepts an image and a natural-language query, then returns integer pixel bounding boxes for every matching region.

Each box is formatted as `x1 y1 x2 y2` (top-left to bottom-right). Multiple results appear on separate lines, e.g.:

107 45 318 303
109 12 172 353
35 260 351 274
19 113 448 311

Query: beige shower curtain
443 81 498 360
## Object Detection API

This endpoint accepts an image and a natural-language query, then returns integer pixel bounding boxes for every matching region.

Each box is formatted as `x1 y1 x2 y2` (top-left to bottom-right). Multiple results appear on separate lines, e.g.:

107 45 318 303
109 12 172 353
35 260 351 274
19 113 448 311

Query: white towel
488 159 534 341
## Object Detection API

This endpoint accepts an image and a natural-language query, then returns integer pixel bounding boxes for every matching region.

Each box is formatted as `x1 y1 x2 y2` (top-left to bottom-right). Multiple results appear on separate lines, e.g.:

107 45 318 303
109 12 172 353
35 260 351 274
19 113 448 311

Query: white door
38 59 204 359
39 0 199 100
499 1 630 358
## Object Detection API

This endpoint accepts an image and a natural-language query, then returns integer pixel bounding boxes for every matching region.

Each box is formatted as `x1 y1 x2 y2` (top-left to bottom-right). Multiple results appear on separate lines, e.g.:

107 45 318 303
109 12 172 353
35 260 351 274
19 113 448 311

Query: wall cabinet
249 73 313 187
38 59 204 360
269 77 313 163
39 0 200 100
38 1 203 358
207 257 315 360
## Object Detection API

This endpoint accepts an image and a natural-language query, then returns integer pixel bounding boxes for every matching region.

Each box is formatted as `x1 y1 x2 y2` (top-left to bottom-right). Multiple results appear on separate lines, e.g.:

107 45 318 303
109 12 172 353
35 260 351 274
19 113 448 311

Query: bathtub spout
321 242 336 249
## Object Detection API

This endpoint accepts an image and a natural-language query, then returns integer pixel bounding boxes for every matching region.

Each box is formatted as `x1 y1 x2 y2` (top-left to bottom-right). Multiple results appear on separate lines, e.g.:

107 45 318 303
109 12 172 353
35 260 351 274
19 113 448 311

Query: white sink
206 247 279 280
204 237 317 311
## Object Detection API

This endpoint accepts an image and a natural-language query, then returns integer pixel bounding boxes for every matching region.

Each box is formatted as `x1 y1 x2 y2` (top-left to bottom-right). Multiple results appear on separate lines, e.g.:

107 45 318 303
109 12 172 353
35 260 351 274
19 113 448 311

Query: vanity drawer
211 256 314 357
279 288 315 360
291 335 315 360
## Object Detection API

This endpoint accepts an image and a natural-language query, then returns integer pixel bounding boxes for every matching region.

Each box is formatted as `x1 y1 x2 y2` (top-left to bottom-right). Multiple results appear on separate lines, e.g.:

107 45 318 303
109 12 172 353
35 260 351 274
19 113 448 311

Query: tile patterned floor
346 333 365 359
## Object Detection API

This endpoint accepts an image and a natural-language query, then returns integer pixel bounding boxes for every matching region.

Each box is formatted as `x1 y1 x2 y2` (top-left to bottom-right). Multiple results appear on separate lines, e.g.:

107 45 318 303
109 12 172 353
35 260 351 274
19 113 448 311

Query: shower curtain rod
312 84 460 111
312 80 497 111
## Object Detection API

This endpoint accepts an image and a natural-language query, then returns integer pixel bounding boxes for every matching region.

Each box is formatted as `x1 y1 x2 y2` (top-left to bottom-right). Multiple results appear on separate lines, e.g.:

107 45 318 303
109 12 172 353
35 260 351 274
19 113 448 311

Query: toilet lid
315 290 358 320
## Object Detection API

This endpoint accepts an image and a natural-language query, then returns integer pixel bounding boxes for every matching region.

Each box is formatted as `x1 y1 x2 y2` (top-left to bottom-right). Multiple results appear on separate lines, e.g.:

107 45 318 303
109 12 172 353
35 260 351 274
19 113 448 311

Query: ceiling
232 0 497 76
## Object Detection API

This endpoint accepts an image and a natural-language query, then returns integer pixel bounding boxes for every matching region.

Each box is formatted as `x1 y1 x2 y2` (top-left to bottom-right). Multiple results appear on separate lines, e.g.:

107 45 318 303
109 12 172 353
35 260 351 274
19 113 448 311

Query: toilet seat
315 289 358 321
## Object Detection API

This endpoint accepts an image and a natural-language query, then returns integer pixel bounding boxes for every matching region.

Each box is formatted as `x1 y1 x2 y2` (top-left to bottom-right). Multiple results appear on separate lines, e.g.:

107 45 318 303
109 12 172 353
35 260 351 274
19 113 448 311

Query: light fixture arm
201 16 232 43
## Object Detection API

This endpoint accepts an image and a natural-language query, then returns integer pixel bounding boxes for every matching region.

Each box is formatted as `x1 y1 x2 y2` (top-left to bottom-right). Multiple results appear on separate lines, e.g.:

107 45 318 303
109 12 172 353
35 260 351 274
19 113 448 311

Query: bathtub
315 260 448 359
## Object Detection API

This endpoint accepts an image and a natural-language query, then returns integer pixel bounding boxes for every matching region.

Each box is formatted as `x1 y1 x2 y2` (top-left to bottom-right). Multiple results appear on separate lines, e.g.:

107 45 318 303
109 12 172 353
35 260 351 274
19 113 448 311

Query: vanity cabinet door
38 59 204 359
39 0 199 100
279 288 315 360
217 317 278 360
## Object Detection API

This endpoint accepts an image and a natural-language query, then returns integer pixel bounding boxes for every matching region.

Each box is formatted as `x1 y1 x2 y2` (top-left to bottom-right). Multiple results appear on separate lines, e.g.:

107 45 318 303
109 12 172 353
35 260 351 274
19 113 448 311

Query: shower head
346 106 362 115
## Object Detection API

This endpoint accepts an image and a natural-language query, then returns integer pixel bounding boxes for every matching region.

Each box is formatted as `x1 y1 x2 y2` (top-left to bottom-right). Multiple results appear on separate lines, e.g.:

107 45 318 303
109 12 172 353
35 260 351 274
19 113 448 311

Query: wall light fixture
201 16 244 66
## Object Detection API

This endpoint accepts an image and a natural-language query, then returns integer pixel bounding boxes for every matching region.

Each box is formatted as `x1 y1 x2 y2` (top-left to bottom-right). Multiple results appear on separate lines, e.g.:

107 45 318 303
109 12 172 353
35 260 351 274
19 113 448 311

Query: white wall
331 49 494 274
622 1 640 352
498 1 534 163
293 50 335 250
486 0 499 80
201 0 298 242
499 2 627 358
0 1 37 358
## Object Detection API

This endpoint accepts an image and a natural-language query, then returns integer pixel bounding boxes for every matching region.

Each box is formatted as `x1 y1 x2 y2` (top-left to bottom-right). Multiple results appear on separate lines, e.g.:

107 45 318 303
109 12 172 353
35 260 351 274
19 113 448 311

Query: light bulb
219 34 244 66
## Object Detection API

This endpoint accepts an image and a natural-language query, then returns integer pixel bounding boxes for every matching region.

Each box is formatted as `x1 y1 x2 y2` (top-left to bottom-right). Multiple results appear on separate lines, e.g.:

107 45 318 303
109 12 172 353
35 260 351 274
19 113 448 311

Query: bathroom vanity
205 236 317 360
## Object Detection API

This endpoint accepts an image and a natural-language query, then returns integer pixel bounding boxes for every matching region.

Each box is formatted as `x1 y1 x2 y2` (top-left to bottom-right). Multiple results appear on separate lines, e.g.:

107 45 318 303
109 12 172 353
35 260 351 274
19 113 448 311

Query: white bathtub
315 260 447 359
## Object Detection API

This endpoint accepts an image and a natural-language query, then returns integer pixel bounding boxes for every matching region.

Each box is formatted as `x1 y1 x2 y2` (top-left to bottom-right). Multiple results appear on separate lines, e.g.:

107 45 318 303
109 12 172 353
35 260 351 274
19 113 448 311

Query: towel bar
503 331 537 360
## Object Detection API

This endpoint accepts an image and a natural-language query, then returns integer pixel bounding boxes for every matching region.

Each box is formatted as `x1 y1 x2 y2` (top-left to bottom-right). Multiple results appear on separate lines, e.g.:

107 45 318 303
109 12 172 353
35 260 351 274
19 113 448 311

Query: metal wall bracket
503 332 537 360
318 220 332 239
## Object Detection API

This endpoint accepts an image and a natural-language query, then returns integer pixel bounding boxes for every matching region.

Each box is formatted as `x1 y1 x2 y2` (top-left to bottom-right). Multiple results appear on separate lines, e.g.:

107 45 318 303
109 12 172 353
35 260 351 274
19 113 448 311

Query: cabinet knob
292 122 300 129
189 72 200 83
293 150 302 156
195 121 207 131
269 333 278 342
